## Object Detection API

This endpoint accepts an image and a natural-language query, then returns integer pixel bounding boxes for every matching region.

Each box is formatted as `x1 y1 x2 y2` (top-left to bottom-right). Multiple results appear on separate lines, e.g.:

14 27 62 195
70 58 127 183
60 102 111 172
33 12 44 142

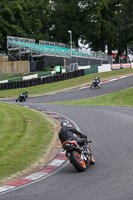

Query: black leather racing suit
58 126 88 150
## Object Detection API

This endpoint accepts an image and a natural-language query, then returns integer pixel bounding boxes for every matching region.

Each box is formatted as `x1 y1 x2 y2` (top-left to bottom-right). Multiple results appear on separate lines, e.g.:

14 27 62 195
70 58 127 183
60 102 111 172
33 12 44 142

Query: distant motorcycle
91 80 102 90
16 94 26 102
16 91 28 102
62 139 95 172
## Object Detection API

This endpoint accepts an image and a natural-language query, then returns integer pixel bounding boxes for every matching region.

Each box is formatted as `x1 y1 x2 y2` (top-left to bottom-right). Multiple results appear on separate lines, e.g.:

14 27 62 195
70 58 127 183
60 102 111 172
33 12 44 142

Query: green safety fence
84 65 99 75
8 77 23 82
38 71 51 78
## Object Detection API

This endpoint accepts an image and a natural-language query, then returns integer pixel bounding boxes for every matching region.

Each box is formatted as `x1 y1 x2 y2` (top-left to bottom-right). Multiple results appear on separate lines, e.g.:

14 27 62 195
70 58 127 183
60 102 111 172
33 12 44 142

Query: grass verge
47 87 133 107
0 68 133 98
0 102 57 182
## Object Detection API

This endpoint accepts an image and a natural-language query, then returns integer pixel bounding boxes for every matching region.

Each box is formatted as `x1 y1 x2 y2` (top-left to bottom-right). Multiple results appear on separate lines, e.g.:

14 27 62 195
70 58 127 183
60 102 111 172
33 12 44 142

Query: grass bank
0 68 133 98
47 87 133 107
0 103 56 182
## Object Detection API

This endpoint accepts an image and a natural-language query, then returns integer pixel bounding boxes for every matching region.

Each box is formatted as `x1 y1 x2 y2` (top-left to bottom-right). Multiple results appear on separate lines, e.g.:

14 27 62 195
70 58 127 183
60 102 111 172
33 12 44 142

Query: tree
49 0 83 47
0 0 50 52
0 0 132 57
126 0 133 45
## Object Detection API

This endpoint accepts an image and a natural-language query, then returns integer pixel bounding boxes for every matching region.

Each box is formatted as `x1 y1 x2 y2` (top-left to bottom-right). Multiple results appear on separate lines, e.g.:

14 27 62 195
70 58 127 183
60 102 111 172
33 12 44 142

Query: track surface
20 75 133 103
1 75 133 200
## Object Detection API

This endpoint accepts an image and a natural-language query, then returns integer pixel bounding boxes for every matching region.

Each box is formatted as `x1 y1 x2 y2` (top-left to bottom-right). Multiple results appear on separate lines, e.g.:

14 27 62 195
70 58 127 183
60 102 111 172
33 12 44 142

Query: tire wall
0 69 84 90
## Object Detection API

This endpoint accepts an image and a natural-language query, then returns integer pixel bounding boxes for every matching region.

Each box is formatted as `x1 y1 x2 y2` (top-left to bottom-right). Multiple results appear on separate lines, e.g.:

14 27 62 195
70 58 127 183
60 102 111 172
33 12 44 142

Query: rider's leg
76 138 87 150
76 138 95 164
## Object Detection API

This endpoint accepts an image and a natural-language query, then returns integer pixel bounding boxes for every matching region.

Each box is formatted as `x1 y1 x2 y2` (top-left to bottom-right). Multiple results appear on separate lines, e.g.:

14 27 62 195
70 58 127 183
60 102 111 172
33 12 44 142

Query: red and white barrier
111 64 121 70
121 63 131 69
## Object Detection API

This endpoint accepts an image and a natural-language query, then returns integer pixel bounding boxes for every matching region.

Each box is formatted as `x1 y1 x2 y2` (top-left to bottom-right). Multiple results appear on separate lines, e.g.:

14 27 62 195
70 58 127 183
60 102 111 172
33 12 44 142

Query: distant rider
19 93 26 100
58 121 95 164
95 76 101 86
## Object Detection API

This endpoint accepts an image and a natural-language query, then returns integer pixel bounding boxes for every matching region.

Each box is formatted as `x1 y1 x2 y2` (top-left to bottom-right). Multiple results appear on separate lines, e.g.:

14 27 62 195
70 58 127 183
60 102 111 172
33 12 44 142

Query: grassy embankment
0 103 57 183
0 68 133 98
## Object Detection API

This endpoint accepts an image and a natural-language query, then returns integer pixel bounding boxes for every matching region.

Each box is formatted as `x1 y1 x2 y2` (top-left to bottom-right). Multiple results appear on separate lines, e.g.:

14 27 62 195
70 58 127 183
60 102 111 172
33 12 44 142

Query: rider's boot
90 154 95 165
87 143 95 165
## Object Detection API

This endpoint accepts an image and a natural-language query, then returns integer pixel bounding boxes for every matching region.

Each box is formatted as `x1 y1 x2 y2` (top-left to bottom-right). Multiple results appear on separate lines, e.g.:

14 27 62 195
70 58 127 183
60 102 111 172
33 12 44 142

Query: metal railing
7 36 108 60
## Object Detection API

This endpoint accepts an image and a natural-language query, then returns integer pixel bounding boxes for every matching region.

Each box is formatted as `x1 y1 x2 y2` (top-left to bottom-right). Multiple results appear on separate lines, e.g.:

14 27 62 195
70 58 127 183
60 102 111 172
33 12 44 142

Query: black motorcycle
16 91 28 102
16 94 26 102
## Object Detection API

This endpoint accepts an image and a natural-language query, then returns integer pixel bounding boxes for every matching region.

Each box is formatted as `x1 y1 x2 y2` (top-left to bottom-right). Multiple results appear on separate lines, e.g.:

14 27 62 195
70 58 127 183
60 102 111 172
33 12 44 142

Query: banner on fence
111 64 121 70
121 64 131 69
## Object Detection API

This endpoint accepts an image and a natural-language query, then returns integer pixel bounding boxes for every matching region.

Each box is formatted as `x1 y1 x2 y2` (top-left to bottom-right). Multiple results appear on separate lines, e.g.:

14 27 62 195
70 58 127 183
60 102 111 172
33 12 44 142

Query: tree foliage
79 0 132 55
0 0 132 55
49 0 83 47
0 0 50 52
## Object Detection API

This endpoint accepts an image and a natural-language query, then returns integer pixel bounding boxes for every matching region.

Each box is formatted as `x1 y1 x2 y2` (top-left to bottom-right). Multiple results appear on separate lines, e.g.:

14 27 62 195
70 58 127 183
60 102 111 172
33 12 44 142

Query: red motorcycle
62 139 95 172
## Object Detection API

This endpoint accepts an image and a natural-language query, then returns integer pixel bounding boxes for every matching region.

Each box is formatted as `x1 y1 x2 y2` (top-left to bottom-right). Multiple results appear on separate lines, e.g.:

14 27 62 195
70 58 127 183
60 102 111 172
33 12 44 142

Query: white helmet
61 120 71 127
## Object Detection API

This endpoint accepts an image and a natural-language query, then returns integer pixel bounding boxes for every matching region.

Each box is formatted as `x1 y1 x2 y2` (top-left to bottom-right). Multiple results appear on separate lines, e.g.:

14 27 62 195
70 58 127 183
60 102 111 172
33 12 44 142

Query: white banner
121 63 131 69
111 64 121 70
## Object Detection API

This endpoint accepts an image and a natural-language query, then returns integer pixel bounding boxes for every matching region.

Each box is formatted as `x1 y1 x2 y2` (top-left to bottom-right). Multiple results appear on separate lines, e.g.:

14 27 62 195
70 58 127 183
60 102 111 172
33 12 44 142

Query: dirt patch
0 115 62 186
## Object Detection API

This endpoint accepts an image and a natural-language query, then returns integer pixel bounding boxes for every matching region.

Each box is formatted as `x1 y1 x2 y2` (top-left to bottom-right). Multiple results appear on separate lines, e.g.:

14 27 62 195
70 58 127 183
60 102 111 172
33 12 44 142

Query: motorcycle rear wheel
70 151 86 172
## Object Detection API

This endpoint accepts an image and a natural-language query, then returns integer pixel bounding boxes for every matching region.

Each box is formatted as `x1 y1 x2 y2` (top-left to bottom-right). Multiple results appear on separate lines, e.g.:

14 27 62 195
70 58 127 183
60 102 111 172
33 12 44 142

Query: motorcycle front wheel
70 151 86 172
91 84 95 90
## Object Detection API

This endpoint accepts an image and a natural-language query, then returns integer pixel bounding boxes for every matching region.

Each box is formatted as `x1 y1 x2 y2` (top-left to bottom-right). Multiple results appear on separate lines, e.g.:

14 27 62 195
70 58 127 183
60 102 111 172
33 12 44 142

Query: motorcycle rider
22 91 28 99
58 121 95 164
95 76 101 86
18 93 26 101
20 93 26 100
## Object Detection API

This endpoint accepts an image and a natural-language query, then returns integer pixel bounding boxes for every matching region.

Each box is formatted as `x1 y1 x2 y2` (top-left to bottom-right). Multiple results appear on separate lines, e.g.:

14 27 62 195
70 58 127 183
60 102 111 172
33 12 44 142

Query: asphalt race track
0 75 133 200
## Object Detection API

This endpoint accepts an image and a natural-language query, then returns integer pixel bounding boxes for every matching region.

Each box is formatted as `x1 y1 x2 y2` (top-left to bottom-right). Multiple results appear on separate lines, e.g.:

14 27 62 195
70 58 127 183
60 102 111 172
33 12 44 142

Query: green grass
48 87 133 107
0 103 55 181
0 68 133 98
